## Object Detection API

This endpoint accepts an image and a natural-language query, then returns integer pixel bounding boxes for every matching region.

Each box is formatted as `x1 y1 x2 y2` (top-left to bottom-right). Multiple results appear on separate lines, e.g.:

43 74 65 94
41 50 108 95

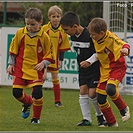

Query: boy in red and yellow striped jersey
7 8 54 124
80 17 130 127
42 5 70 107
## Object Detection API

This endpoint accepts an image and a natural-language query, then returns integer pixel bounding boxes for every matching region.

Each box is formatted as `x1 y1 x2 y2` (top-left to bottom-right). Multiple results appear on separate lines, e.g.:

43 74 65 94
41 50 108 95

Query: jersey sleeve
42 32 55 63
108 32 130 61
59 30 71 52
86 53 98 64
9 29 21 55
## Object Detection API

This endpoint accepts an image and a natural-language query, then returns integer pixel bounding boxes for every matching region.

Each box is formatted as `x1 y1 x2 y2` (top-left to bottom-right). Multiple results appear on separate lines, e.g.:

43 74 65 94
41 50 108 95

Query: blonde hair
48 5 62 17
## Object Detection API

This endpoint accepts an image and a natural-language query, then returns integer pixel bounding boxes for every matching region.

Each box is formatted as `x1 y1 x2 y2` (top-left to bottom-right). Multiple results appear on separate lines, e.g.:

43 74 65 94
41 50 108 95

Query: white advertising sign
0 27 132 91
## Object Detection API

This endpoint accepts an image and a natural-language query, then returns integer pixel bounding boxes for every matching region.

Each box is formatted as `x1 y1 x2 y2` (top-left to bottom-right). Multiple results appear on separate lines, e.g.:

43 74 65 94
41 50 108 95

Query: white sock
79 94 92 122
90 97 103 116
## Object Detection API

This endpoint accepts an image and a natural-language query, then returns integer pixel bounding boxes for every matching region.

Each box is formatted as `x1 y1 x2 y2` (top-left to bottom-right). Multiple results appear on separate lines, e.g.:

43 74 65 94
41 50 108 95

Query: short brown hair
88 17 107 34
25 8 43 22
60 11 80 27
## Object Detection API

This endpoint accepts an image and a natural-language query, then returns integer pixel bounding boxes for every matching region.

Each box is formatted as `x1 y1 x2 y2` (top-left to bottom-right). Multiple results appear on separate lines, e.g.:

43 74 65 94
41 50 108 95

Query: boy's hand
6 65 14 75
120 48 129 56
80 61 91 68
34 62 45 71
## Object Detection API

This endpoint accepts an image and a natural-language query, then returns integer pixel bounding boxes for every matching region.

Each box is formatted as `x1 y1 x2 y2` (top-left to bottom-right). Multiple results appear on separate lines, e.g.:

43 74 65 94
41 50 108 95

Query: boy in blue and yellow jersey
80 17 130 127
42 5 70 107
7 8 54 124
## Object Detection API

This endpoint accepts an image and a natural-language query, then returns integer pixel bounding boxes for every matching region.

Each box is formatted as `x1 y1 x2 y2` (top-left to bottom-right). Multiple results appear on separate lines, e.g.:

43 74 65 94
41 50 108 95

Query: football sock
17 92 32 105
111 94 127 111
79 94 92 122
90 97 103 116
32 97 43 119
53 84 60 103
99 100 116 124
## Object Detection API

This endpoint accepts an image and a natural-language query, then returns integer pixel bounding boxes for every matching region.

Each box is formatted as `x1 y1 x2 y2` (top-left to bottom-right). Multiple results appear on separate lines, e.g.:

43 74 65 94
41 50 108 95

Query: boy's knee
12 88 23 98
97 94 107 104
106 84 116 96
32 85 43 99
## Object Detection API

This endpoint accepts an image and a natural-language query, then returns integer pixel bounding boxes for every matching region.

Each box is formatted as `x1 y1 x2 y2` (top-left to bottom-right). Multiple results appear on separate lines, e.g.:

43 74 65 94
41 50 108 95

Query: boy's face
25 18 42 33
89 29 105 42
48 12 61 28
61 24 77 36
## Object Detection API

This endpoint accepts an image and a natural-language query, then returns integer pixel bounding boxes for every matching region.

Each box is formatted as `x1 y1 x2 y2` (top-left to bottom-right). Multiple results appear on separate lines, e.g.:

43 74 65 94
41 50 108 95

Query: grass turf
0 86 132 132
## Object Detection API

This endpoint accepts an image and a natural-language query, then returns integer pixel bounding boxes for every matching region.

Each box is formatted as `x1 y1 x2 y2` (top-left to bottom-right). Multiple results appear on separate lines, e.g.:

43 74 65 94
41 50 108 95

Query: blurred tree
3 2 103 27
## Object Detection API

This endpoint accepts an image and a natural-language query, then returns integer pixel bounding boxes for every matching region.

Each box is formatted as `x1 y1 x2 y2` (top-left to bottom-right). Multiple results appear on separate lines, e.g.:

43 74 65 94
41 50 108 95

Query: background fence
103 1 133 93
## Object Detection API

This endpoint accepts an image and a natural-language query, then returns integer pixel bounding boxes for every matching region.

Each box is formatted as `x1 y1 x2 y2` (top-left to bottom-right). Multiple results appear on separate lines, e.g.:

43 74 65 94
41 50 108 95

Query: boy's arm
7 54 16 75
8 54 16 65
42 60 51 68
34 60 51 71
86 53 98 64
120 44 130 56
80 53 98 68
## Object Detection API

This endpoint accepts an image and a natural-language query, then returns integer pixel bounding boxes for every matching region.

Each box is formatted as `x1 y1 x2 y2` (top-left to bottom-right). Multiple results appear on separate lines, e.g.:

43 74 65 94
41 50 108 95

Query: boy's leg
97 94 117 126
88 75 106 127
90 96 107 127
97 82 117 126
107 80 130 122
13 88 32 105
52 79 60 103
52 74 63 107
31 85 43 124
77 94 92 126
13 88 33 119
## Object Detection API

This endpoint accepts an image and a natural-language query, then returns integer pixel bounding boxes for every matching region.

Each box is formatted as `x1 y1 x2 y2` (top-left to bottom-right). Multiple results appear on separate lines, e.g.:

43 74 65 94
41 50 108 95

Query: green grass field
0 86 132 132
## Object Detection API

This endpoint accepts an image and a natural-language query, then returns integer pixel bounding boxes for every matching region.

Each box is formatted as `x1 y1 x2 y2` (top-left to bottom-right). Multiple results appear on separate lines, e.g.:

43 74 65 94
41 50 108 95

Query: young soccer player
80 17 130 127
6 8 54 124
42 5 70 107
60 11 106 127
